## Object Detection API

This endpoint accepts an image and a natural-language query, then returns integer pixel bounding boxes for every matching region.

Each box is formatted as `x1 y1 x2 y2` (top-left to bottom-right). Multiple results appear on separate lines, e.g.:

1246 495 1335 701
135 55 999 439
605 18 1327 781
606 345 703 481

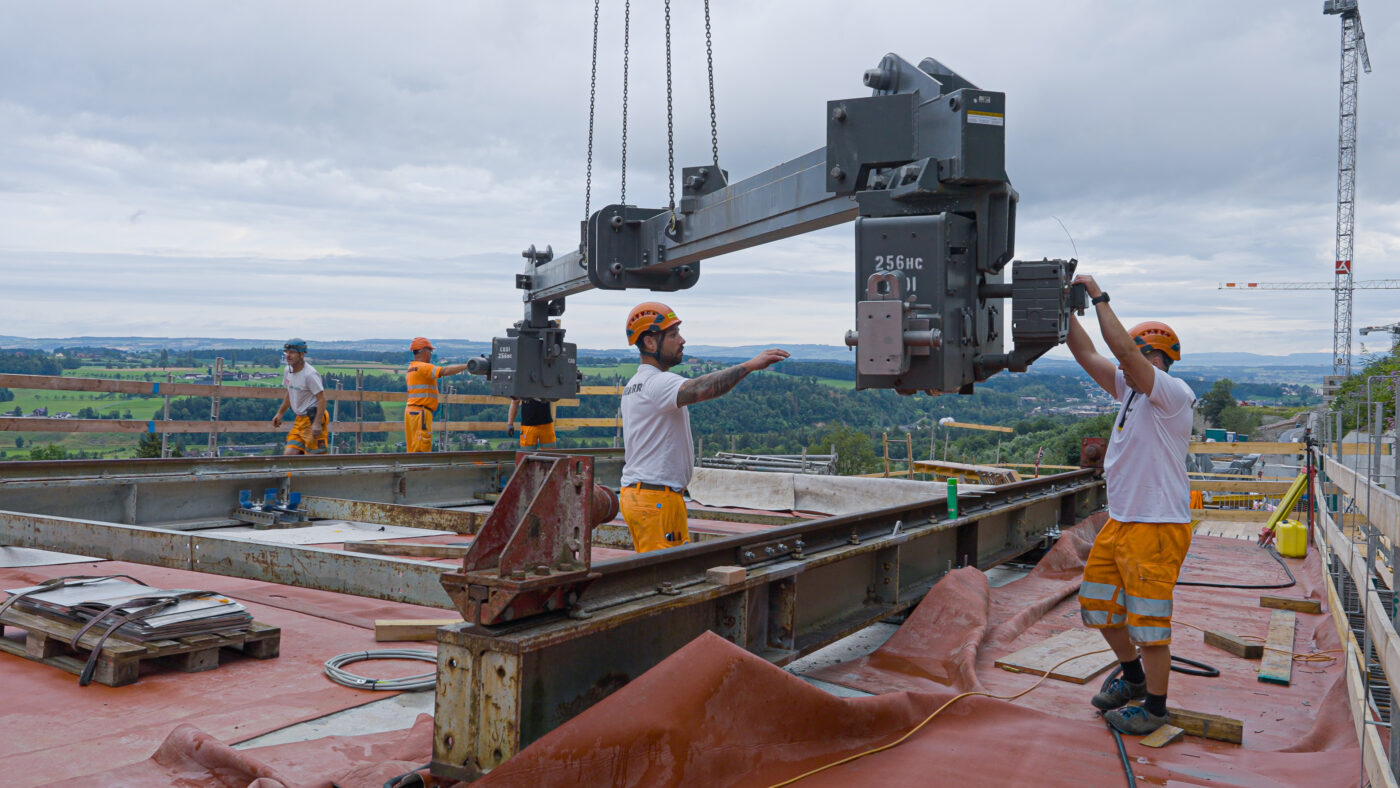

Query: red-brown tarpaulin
475 516 1360 787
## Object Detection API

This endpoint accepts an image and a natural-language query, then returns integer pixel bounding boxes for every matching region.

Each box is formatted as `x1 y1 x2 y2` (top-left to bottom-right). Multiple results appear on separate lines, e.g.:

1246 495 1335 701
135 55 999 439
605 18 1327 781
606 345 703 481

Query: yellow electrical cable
1173 619 1341 664
769 616 1345 787
766 647 1114 788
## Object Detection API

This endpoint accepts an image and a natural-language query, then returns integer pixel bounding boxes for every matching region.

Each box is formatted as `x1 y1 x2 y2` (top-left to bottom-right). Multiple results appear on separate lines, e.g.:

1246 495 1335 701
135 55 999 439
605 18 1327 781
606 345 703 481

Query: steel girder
431 470 1105 780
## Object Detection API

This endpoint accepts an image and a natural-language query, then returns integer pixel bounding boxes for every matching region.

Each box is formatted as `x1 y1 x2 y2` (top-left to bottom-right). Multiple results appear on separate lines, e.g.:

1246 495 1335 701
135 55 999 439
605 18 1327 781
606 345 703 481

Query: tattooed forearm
676 364 750 407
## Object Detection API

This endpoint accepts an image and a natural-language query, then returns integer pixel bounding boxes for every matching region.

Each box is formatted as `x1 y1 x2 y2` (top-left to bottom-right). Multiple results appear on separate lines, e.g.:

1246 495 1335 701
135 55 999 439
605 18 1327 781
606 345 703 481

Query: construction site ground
0 504 1358 787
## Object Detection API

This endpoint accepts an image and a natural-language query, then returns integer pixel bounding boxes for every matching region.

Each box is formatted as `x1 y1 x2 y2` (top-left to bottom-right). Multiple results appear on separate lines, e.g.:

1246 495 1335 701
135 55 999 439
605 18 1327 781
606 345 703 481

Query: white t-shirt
282 363 325 416
1103 367 1195 523
620 365 693 489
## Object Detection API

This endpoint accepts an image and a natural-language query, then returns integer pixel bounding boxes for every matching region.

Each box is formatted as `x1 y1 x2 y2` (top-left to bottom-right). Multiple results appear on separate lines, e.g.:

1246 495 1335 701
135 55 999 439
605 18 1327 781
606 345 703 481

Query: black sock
1119 658 1145 684
1144 692 1167 717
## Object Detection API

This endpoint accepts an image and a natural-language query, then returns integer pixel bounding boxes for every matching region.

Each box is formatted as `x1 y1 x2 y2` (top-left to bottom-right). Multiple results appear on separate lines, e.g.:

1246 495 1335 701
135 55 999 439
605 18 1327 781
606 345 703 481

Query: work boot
1091 677 1146 711
1104 704 1169 736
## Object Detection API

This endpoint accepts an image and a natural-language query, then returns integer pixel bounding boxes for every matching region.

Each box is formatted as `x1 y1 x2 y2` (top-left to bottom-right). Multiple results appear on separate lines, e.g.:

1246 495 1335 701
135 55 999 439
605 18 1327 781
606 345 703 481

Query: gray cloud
1 1 1397 357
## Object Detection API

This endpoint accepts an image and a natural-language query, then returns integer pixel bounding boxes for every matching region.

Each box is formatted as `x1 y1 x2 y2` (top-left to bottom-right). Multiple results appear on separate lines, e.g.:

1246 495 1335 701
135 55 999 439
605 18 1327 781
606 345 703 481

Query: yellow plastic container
1276 519 1308 558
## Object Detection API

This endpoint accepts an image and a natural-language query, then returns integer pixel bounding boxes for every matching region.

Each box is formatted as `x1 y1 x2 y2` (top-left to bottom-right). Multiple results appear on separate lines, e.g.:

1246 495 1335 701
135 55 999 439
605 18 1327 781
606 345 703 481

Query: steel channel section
431 471 1105 780
0 451 623 527
0 509 455 608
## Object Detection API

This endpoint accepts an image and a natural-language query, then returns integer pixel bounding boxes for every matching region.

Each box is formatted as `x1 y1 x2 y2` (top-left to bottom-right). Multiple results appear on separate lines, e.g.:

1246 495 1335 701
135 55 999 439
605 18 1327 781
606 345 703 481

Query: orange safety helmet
626 302 682 346
1129 321 1181 362
410 337 434 352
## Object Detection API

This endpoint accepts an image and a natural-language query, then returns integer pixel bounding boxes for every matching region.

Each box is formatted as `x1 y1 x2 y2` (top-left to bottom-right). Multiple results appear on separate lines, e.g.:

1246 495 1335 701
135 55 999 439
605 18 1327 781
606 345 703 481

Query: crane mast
1323 0 1371 376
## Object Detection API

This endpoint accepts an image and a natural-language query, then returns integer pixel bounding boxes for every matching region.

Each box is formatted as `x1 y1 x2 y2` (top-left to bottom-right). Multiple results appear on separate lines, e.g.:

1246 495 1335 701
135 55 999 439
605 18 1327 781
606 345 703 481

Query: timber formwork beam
432 469 1105 781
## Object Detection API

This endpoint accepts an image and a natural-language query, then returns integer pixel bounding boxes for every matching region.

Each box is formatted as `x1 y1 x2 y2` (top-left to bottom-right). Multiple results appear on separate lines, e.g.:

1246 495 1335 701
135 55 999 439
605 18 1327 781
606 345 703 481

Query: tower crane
1359 322 1400 353
1219 279 1398 291
1323 0 1372 377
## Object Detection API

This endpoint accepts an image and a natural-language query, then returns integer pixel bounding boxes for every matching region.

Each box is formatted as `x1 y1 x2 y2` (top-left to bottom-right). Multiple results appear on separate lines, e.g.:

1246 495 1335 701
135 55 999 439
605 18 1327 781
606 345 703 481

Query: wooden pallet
0 606 280 686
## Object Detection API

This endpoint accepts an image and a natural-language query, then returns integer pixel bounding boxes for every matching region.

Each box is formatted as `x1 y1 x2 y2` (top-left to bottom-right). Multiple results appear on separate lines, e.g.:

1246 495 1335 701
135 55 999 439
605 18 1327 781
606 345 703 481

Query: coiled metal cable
323 649 437 692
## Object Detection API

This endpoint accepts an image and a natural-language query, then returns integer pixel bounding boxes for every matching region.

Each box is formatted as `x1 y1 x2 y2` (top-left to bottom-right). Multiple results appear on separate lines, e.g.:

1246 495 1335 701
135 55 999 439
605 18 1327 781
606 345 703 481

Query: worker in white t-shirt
271 338 328 455
1067 274 1196 737
619 302 789 552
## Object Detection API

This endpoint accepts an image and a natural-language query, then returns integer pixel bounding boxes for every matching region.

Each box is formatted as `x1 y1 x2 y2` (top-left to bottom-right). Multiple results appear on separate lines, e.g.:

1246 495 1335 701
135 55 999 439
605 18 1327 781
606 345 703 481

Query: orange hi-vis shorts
1078 518 1193 646
405 406 434 453
620 484 690 553
285 414 328 455
520 423 556 448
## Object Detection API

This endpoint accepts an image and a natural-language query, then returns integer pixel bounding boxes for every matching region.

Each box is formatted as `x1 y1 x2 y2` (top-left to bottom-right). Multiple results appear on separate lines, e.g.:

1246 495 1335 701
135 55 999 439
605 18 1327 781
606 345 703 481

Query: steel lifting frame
430 469 1105 781
472 52 1087 401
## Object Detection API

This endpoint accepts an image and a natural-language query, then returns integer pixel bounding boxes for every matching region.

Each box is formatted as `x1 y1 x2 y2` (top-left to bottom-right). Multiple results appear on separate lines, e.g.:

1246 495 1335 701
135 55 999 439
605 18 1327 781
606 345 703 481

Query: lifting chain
584 0 717 233
665 0 676 229
619 0 630 206
584 0 600 238
705 0 718 168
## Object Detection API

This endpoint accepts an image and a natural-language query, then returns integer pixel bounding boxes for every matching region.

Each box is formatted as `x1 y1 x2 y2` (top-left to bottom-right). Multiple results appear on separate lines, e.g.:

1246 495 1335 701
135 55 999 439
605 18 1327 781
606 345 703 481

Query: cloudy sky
2 1 1398 359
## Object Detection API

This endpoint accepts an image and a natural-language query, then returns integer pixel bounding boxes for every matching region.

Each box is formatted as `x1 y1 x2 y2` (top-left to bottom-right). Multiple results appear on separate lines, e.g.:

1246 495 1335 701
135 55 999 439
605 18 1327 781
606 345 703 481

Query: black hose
1176 544 1296 590
1097 651 1221 786
1166 654 1219 678
1106 719 1135 788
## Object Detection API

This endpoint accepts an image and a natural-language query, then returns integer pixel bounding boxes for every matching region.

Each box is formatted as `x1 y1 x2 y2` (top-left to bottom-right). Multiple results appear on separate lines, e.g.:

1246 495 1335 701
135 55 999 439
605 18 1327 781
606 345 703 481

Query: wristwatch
1091 292 1110 305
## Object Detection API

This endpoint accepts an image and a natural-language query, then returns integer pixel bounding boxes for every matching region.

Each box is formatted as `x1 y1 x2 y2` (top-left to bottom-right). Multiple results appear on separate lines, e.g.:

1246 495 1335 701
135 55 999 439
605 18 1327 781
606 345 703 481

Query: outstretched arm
438 363 470 376
676 349 789 407
1076 274 1156 397
1067 315 1117 395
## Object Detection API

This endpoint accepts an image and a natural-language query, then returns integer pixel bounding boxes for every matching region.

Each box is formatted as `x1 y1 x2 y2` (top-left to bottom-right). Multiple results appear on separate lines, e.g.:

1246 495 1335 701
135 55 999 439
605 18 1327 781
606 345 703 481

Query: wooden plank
1324 455 1400 548
1139 724 1185 748
1190 480 1295 493
1189 508 1269 522
1189 441 1303 455
1166 707 1244 744
1203 630 1263 659
942 420 1014 433
994 628 1116 684
0 373 587 406
344 541 471 559
0 417 609 435
1259 595 1322 614
1257 609 1296 685
375 618 461 642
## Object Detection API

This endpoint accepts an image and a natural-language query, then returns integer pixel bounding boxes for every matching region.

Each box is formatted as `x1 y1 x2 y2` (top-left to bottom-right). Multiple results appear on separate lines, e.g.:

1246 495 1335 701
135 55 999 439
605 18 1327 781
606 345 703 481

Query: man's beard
660 347 684 368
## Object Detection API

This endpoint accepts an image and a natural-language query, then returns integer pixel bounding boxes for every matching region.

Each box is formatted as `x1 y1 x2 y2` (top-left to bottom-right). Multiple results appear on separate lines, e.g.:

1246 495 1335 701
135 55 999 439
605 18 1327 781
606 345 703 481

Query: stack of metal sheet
4 579 253 641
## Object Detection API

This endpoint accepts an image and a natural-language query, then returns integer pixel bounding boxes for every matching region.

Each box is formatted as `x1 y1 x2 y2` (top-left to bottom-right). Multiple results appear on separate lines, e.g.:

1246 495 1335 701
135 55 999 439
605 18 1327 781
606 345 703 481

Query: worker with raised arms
619 302 789 553
1067 274 1196 736
404 337 470 453
271 338 328 455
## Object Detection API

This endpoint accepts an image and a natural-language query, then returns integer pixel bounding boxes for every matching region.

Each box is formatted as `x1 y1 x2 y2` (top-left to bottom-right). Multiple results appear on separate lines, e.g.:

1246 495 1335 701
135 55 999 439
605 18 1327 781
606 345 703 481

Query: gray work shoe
1091 677 1147 711
1104 704 1170 735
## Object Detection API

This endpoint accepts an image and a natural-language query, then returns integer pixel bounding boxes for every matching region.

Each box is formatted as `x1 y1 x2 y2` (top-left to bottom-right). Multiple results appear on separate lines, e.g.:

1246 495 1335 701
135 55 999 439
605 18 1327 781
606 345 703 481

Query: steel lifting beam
431 470 1105 780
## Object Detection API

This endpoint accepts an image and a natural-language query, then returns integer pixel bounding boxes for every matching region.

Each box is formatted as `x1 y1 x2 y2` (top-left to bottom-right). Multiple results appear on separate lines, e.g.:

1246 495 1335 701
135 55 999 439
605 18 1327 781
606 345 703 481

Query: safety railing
1315 444 1400 786
0 372 622 456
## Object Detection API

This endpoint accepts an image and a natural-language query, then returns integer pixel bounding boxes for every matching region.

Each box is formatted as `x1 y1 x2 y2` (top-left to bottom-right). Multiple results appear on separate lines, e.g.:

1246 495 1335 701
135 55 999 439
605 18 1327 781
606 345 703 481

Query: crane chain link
665 0 675 228
620 0 630 206
584 0 600 235
705 0 718 168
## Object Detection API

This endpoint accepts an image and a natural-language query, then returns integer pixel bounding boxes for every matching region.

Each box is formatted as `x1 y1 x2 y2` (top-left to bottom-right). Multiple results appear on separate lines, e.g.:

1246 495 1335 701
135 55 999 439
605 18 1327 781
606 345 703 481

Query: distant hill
0 335 1336 372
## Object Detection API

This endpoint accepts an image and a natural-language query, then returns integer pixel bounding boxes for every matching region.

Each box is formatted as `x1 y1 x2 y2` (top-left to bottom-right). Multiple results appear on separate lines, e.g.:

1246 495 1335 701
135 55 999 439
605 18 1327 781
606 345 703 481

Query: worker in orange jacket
404 337 470 453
